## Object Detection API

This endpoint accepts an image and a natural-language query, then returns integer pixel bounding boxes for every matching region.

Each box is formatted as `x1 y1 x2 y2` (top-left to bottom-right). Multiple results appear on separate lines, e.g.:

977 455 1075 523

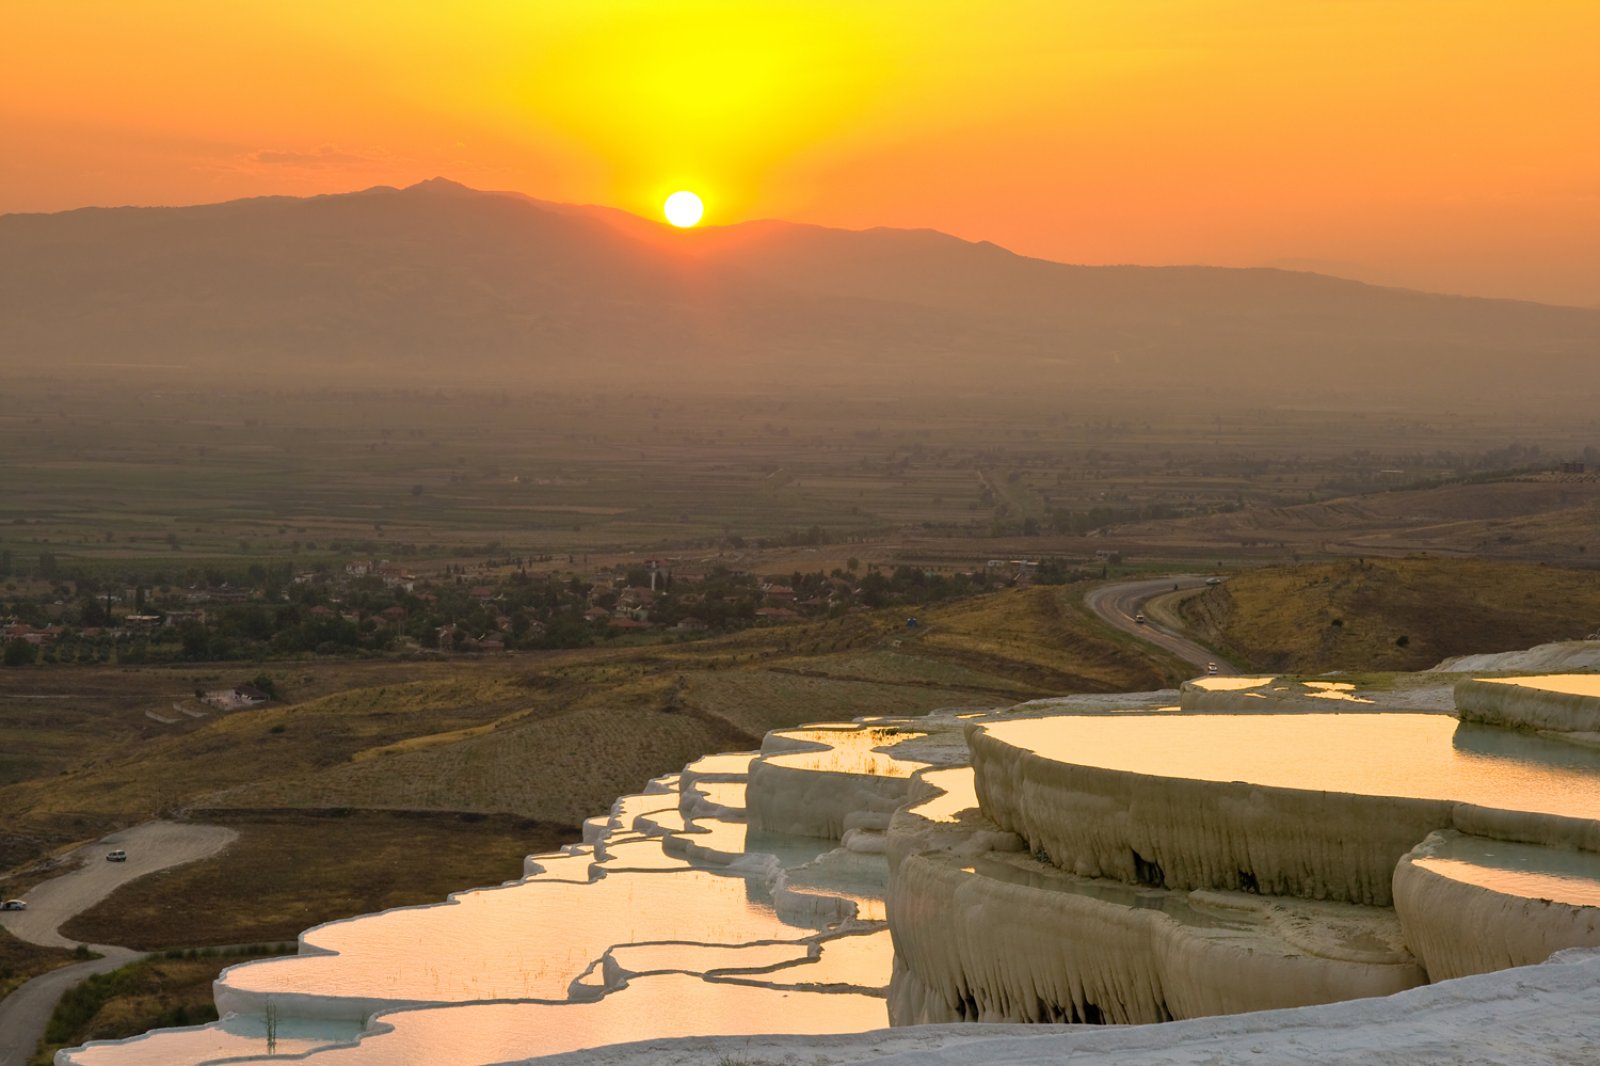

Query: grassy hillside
61 813 566 950
1181 558 1600 672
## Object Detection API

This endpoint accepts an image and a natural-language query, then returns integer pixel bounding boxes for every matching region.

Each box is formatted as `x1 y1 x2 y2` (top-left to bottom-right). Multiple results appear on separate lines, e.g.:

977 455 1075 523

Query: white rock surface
1434 640 1600 673
970 711 1600 905
1455 674 1600 733
885 766 1423 1026
1394 830 1600 981
526 947 1600 1065
57 667 1600 1066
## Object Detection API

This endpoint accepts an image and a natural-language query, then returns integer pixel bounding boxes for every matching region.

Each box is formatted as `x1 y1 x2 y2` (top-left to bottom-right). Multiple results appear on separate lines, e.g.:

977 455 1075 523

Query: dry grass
2 674 532 824
30 947 286 1066
1182 558 1600 672
2 588 1172 863
61 812 573 950
0 927 83 1003
916 586 1180 691
681 668 1006 740
205 693 749 825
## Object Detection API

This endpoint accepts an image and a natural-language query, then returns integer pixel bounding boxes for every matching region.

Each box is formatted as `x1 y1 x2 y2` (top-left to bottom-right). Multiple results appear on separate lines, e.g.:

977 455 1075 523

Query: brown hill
1181 558 1600 672
3 178 1597 404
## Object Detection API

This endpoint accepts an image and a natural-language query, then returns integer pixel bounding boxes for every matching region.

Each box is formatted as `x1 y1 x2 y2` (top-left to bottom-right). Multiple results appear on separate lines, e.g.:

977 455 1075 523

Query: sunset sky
4 1 1596 305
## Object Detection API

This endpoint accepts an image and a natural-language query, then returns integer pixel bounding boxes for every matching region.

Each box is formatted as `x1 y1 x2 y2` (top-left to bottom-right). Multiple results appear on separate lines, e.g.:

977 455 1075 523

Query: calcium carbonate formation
57 673 1600 1065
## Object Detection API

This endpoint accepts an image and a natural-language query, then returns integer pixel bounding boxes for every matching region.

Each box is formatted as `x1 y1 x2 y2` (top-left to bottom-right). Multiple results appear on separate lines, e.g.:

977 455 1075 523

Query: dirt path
0 821 237 1066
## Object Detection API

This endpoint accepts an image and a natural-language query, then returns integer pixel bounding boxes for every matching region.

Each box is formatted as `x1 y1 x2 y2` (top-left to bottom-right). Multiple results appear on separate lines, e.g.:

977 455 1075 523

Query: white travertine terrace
885 766 1424 1025
970 711 1600 904
1455 673 1600 734
745 723 938 839
59 672 1600 1065
1394 830 1600 981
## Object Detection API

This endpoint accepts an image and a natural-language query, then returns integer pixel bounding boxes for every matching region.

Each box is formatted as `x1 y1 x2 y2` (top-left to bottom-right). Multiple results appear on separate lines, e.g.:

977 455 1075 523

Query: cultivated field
4 375 1598 580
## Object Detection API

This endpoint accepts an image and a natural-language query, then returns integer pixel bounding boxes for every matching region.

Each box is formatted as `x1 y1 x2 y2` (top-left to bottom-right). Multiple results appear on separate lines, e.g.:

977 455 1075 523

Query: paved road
0 948 141 1066
0 821 237 1066
1084 576 1238 675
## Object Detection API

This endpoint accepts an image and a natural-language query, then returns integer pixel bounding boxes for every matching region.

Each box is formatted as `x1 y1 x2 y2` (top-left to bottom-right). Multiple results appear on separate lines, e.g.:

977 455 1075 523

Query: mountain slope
2 179 1595 400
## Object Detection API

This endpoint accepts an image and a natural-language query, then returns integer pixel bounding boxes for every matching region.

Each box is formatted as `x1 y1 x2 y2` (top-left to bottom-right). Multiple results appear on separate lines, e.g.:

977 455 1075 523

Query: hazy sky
4 1 1597 305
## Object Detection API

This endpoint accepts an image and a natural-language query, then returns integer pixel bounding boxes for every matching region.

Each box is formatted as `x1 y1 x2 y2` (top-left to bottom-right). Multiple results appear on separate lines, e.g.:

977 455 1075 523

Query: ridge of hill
1180 558 1600 672
3 179 1597 405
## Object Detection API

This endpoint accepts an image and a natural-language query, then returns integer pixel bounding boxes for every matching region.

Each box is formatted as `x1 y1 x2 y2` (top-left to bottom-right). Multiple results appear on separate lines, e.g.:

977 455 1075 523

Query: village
0 552 1080 668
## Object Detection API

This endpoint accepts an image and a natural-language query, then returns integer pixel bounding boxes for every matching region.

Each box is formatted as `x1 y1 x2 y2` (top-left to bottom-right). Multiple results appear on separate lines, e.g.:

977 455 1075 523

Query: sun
663 190 704 228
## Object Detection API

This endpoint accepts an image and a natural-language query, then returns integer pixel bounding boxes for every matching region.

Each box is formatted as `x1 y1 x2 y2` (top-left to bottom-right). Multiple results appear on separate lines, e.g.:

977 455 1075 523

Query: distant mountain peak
404 177 476 195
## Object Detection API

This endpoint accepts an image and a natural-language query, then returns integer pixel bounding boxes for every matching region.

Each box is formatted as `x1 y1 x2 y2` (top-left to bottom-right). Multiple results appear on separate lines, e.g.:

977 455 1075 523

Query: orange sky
3 1 1597 305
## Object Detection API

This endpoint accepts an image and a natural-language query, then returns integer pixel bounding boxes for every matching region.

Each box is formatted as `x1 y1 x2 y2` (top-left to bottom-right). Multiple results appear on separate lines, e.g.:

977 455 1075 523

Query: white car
1134 613 1146 624
1206 662 1219 674
1 899 26 911
106 849 127 862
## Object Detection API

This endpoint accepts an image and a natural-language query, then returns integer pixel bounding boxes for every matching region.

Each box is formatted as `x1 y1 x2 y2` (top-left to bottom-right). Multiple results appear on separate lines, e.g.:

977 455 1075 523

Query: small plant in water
264 997 279 1054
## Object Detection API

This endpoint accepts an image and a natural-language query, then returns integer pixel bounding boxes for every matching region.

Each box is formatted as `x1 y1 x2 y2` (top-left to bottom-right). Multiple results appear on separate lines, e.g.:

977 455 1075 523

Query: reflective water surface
1304 682 1374 703
906 767 981 823
1479 674 1600 698
1414 835 1600 907
763 725 931 778
1190 677 1274 691
979 713 1600 820
61 724 902 1066
220 976 888 1065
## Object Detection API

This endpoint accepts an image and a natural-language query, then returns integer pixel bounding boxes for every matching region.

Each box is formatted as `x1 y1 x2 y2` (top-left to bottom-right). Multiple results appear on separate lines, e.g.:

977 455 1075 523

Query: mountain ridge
3 179 1596 404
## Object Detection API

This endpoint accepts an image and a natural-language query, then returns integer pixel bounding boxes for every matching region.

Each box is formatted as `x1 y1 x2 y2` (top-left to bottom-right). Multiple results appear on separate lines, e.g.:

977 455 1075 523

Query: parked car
106 849 127 862
0 899 26 911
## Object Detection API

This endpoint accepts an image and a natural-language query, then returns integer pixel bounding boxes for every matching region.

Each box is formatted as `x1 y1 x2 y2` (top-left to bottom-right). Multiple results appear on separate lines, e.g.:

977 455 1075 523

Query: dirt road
0 821 236 1066
1084 576 1237 675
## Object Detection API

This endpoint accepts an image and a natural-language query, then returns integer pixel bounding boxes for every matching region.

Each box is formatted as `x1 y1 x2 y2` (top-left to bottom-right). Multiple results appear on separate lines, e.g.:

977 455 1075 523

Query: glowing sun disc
664 190 704 228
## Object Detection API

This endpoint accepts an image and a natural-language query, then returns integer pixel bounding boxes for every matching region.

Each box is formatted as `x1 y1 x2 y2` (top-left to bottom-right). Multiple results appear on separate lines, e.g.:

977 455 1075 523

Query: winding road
1084 575 1238 675
0 822 236 1066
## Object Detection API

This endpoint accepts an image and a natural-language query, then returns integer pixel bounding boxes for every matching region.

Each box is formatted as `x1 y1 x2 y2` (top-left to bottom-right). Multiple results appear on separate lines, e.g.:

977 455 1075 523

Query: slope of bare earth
1112 474 1600 562
1179 558 1600 672
1 588 1171 869
200 588 1174 820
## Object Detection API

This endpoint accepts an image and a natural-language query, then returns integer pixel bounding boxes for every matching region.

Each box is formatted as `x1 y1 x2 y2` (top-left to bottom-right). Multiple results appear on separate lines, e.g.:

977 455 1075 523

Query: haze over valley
5 179 1597 409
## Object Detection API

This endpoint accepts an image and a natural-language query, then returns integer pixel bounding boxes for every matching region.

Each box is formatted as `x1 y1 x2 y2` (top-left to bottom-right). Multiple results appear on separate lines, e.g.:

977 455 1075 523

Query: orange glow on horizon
1 2 1597 304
